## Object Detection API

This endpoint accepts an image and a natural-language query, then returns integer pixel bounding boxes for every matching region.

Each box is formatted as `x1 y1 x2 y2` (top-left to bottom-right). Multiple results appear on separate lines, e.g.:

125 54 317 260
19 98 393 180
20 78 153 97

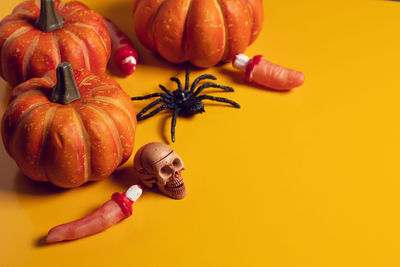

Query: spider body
131 65 240 142
173 90 205 116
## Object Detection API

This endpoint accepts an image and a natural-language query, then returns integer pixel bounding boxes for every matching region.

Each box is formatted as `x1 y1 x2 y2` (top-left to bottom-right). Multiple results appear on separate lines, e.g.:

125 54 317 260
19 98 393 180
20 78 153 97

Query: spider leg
197 95 240 108
139 104 169 121
170 109 180 142
184 64 191 91
193 82 234 96
189 74 217 92
159 84 173 96
131 92 167 100
136 98 167 120
170 77 183 90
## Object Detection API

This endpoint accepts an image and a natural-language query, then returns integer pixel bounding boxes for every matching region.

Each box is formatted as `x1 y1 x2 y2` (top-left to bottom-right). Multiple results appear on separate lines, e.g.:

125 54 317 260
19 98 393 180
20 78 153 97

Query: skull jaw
159 183 186 199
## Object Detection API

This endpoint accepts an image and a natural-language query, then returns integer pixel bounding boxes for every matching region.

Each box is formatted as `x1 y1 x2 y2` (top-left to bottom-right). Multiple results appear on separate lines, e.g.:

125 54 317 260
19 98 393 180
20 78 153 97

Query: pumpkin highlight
2 63 137 188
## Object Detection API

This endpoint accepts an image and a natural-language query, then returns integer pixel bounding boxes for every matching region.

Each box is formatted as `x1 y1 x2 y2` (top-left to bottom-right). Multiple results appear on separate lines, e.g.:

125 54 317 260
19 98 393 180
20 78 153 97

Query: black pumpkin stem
51 62 80 105
35 0 64 32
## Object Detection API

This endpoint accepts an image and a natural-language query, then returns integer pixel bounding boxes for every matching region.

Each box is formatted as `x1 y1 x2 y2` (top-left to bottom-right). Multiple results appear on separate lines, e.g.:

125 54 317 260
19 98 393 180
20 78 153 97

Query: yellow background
1 0 400 266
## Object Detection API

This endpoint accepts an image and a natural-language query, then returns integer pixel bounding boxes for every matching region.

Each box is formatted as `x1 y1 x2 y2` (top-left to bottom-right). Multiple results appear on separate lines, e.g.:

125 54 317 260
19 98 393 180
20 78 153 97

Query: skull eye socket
172 158 182 168
159 166 172 179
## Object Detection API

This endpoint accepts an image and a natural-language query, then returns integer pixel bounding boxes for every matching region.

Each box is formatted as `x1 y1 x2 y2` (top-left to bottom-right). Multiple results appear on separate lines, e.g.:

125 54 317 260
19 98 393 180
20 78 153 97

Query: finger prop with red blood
233 54 304 91
45 185 142 243
104 18 138 75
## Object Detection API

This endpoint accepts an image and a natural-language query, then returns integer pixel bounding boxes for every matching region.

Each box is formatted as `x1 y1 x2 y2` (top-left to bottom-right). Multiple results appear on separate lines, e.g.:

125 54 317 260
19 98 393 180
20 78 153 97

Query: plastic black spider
131 65 240 142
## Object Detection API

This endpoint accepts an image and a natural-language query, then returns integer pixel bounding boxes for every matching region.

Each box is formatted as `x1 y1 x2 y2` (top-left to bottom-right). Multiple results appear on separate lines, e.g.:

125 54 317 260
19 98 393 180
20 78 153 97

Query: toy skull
133 142 186 199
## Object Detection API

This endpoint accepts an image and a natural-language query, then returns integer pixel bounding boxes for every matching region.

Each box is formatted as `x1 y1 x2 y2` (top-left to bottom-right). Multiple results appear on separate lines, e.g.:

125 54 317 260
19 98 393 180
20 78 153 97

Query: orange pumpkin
132 0 263 68
2 62 137 188
0 0 111 87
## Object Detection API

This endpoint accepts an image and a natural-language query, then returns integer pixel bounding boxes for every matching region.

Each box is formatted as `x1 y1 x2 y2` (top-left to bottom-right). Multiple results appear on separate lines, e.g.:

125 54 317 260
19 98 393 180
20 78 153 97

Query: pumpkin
0 0 111 87
1 62 137 188
132 0 263 68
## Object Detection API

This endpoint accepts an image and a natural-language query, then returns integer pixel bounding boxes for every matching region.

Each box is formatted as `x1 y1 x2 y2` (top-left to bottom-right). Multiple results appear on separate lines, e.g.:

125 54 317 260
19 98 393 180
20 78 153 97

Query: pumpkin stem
51 62 80 105
35 0 64 32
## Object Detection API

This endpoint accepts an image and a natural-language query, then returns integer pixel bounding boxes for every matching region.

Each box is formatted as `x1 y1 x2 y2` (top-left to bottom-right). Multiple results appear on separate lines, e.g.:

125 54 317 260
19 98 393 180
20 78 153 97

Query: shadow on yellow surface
13 173 67 196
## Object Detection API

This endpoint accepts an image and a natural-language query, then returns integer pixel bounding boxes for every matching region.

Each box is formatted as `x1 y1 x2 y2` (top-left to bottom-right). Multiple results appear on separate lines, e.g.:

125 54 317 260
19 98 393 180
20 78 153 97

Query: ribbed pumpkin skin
0 0 111 87
132 0 263 68
1 69 137 188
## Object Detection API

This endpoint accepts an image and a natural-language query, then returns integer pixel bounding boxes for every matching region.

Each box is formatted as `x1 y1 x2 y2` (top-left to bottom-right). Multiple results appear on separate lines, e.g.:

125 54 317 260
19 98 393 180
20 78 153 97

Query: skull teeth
164 173 185 196
162 177 186 199
165 173 184 188
165 183 184 190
